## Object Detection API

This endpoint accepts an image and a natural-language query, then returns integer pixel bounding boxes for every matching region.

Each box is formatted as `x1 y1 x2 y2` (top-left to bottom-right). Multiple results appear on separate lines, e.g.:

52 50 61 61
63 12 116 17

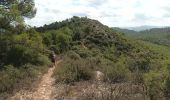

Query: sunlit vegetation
1 0 170 99
37 17 170 99
0 0 51 99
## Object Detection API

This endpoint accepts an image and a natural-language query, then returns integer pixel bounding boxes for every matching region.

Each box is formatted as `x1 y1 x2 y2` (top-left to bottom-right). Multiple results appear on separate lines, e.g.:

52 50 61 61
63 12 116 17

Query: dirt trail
32 63 56 100
10 61 61 100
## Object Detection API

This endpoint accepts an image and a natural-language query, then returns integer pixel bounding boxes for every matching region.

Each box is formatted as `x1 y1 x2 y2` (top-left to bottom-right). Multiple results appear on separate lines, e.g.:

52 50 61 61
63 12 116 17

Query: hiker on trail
49 51 57 66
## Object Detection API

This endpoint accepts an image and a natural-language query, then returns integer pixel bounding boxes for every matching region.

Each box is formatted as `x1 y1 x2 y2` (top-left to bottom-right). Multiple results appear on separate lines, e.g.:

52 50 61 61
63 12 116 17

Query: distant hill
136 27 170 47
113 27 138 36
116 27 170 48
123 25 166 32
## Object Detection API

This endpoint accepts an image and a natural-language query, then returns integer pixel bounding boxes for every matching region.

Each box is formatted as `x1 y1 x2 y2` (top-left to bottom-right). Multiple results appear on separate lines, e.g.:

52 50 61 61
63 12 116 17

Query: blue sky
25 0 170 27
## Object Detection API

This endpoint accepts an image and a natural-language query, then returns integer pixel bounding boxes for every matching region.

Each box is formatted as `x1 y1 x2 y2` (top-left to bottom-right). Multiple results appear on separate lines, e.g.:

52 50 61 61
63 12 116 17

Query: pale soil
10 61 61 100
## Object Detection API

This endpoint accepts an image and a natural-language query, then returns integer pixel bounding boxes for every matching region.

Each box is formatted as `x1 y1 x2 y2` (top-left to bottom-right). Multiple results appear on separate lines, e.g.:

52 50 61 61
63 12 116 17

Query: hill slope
113 27 138 36
36 17 170 100
136 28 170 47
115 27 170 48
123 25 163 31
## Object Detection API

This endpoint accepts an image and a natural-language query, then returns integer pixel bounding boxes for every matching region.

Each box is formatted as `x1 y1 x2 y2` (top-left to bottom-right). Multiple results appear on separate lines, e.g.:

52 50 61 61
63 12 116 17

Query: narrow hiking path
32 62 57 100
10 61 61 100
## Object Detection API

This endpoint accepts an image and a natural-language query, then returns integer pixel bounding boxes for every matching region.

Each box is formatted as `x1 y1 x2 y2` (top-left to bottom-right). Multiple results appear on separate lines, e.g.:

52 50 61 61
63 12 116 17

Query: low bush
35 54 51 66
66 51 81 60
54 52 131 84
0 64 37 93
144 69 168 100
101 58 131 83
0 63 49 99
53 58 92 83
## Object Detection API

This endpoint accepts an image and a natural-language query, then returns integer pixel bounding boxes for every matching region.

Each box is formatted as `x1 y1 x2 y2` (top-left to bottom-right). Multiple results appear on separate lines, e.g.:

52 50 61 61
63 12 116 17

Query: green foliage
35 54 51 66
144 68 168 100
66 51 81 60
0 0 36 33
1 15 170 99
165 76 170 97
39 17 170 99
42 27 72 53
55 32 72 52
0 64 37 93
54 57 92 83
102 55 130 82
0 33 45 67
0 30 50 98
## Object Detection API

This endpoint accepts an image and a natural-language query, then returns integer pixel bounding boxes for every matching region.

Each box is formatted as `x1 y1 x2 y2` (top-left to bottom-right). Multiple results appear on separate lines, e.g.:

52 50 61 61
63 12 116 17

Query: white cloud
25 0 170 27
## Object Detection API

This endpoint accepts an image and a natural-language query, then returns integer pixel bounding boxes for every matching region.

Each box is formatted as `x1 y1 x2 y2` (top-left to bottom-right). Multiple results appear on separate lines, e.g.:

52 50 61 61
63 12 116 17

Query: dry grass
53 81 149 100
0 64 49 99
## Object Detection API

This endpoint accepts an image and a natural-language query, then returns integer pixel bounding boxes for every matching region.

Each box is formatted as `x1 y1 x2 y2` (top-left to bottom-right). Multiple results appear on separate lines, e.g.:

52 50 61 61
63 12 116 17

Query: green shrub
1 33 46 67
103 64 130 82
35 54 51 66
165 76 170 97
0 64 38 94
0 65 20 93
0 63 49 98
6 45 36 66
144 69 168 100
66 51 81 60
42 29 73 53
102 56 130 82
54 58 92 83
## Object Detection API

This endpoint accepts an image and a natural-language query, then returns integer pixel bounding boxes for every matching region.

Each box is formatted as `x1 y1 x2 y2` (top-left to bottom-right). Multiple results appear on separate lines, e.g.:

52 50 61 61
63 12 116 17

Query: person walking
49 51 57 66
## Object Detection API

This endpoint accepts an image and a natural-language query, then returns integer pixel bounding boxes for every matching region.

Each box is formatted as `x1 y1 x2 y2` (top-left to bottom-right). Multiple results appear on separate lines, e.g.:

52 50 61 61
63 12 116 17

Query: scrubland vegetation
37 17 170 99
1 0 170 99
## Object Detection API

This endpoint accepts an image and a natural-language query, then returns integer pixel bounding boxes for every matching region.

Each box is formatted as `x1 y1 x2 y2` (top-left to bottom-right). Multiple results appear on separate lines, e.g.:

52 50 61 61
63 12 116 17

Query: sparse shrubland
36 17 170 99
1 8 170 99
2 0 170 99
54 57 92 83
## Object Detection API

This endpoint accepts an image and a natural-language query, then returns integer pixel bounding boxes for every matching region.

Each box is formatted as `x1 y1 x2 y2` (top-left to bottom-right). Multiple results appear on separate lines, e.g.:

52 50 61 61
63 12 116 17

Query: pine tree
0 0 36 33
